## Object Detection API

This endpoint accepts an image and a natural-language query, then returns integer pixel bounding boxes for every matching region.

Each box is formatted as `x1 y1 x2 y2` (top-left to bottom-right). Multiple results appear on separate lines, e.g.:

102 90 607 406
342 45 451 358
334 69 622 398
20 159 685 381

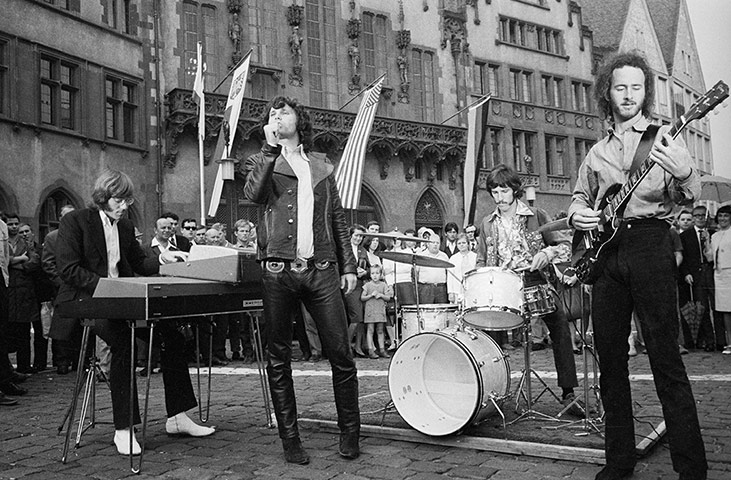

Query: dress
711 227 731 312
447 250 477 302
362 280 392 324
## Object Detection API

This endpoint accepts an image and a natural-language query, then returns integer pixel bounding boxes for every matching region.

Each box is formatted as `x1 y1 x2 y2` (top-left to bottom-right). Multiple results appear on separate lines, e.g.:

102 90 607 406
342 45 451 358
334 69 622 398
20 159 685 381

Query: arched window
39 190 76 240
210 175 262 243
414 189 443 237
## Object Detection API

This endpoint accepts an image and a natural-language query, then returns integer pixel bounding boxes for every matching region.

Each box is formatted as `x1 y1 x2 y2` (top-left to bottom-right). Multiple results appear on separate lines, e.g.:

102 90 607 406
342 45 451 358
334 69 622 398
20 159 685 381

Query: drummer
475 164 583 416
415 234 450 304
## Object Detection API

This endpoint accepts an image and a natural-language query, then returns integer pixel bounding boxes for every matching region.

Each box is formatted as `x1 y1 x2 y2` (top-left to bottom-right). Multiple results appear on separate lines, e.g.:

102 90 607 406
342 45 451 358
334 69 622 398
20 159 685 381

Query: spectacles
182 226 197 230
112 197 135 206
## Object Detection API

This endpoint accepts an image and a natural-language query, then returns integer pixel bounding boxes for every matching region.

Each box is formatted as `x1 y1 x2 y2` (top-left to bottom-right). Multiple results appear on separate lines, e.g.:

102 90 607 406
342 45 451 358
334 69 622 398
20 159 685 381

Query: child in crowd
361 265 393 359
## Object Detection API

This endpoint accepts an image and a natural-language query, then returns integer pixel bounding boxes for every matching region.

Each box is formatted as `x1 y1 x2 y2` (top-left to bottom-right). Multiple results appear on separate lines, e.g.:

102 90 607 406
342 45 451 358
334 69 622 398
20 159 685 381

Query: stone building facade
0 0 712 243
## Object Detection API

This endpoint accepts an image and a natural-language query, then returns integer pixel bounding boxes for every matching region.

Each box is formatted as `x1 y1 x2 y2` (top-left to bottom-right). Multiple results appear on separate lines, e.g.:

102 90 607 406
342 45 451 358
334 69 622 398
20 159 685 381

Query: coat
243 144 356 275
7 238 40 324
50 208 160 340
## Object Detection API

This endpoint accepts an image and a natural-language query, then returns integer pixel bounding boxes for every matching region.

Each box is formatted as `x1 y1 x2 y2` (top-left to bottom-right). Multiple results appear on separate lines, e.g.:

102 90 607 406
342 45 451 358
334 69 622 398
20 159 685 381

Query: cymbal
537 217 570 233
377 250 455 268
364 232 429 243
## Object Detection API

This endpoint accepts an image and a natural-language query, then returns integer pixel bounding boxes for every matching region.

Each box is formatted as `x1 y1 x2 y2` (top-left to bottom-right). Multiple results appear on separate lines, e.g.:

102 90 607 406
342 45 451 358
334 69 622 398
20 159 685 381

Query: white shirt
99 210 121 278
282 144 314 259
416 250 450 284
447 250 477 300
151 236 175 253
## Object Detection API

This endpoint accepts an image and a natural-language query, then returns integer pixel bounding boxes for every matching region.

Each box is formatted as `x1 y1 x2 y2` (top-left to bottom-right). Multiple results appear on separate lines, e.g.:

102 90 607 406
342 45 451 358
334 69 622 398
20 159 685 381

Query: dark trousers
593 221 706 476
0 278 16 384
32 319 48 369
416 282 448 304
261 261 360 440
94 319 197 429
5 322 31 371
538 308 579 389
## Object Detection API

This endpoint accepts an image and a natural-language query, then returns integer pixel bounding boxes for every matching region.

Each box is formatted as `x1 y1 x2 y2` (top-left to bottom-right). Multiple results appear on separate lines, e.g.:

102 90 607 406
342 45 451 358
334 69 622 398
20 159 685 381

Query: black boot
282 437 310 465
338 431 360 459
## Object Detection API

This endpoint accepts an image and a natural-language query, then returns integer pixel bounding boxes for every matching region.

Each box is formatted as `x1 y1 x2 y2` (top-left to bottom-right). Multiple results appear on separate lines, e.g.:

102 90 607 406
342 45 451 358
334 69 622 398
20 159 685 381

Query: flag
193 42 206 224
335 74 386 210
463 95 490 227
193 42 205 142
208 50 252 217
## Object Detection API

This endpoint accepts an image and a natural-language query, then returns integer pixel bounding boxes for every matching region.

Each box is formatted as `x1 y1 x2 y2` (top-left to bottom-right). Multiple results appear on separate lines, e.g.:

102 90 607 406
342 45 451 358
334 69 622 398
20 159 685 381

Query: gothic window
415 189 443 234
352 188 380 228
38 190 76 241
40 54 79 130
411 48 436 122
105 75 138 144
545 134 567 176
499 16 564 56
571 80 591 112
474 61 500 97
362 12 388 84
0 40 6 115
182 2 219 89
512 131 536 173
509 68 532 103
306 0 338 109
486 127 503 169
541 74 564 108
247 0 280 66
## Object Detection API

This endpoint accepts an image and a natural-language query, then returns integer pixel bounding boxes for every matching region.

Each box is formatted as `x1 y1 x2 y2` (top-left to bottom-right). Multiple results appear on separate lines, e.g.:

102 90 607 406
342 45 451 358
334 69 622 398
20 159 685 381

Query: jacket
50 208 159 340
243 144 356 275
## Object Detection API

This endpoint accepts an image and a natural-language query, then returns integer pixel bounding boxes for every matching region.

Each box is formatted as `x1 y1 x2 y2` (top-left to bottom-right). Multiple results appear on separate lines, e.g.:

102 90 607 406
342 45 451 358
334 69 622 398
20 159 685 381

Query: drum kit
371 238 601 437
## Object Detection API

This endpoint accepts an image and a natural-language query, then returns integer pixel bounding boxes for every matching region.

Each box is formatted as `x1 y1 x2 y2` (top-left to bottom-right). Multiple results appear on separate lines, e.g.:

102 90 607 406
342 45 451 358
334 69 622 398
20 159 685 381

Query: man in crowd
180 218 198 243
441 222 459 257
464 224 477 251
416 234 449 304
244 95 360 464
161 212 191 252
569 51 706 480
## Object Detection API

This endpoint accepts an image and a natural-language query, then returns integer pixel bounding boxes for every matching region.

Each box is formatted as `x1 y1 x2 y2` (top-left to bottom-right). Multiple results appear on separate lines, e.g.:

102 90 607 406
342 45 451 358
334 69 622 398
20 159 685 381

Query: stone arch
35 181 85 240
414 187 446 236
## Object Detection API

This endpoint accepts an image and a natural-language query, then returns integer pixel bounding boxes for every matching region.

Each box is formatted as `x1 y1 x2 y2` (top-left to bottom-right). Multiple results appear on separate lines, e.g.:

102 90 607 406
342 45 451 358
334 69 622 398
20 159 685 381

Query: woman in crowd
711 204 731 355
446 233 476 306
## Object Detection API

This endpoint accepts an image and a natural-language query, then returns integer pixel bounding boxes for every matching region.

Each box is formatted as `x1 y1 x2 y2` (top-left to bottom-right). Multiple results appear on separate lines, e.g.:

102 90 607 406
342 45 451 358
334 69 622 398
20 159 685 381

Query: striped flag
192 42 206 224
335 74 385 210
208 50 252 217
463 94 491 227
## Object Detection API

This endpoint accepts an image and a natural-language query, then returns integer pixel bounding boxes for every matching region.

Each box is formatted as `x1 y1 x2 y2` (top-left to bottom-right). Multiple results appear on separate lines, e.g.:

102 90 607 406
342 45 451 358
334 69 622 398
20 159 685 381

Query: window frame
39 53 79 131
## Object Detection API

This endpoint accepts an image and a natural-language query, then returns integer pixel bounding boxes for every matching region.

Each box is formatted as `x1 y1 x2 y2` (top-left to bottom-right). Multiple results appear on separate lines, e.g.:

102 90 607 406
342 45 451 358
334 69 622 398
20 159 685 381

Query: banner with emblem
208 51 252 217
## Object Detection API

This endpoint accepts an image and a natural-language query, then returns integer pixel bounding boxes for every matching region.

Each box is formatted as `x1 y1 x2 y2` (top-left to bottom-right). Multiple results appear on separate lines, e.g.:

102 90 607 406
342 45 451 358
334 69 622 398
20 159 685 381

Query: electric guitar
572 80 729 284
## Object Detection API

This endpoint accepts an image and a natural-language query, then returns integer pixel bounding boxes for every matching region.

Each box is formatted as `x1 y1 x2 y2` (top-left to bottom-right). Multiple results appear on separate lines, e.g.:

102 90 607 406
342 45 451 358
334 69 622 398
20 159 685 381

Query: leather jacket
243 144 356 276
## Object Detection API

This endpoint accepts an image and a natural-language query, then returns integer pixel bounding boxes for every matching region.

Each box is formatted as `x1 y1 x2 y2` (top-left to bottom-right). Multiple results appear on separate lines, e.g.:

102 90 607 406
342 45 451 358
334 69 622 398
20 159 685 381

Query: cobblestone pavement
1 346 729 480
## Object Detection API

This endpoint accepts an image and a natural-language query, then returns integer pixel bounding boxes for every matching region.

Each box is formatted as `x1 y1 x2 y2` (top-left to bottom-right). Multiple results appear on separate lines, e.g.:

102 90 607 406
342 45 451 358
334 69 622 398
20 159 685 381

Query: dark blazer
170 234 191 253
441 241 458 258
50 208 159 340
679 227 711 281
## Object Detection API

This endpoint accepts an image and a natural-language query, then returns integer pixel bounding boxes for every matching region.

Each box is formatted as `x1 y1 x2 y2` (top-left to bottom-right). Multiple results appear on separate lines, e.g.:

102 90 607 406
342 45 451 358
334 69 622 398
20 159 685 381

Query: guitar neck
604 119 684 219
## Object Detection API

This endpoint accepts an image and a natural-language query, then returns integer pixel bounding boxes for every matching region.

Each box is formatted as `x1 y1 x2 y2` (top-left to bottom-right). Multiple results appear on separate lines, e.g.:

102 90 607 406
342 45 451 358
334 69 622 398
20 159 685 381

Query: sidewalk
1 347 729 480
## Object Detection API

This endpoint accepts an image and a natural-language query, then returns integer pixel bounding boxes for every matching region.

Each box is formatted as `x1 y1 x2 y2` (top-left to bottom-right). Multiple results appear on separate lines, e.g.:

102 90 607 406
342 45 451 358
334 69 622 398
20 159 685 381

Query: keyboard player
53 169 214 456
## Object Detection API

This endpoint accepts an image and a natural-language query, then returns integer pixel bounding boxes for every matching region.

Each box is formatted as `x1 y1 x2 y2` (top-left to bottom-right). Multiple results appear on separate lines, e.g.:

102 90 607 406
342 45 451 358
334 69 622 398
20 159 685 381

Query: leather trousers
261 261 360 439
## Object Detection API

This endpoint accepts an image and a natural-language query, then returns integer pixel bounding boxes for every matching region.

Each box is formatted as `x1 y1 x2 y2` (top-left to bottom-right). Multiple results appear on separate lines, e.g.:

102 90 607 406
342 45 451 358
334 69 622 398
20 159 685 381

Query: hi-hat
365 232 429 243
377 251 454 268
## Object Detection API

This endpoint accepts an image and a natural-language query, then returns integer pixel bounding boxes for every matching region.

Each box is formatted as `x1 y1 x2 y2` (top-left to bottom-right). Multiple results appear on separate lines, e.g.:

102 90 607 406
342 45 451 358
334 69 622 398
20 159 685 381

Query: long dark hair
90 169 134 210
260 96 313 152
595 50 655 121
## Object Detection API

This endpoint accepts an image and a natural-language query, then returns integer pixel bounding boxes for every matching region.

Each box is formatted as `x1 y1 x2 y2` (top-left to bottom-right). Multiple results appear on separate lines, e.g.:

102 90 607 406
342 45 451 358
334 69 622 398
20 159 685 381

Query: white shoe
114 429 141 456
722 346 731 355
165 412 215 437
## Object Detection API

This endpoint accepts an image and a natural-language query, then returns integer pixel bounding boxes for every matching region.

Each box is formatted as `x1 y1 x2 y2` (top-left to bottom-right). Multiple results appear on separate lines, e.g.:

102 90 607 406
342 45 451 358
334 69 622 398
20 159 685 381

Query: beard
612 100 643 122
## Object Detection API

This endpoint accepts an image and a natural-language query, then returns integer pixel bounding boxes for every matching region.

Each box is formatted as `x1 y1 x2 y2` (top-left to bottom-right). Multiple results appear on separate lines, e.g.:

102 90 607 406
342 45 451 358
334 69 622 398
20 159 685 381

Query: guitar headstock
681 81 729 126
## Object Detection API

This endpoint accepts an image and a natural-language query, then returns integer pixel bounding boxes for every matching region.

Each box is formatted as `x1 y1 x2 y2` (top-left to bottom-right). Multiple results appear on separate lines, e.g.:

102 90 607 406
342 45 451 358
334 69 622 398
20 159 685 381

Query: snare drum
462 267 525 330
401 304 458 340
523 283 557 317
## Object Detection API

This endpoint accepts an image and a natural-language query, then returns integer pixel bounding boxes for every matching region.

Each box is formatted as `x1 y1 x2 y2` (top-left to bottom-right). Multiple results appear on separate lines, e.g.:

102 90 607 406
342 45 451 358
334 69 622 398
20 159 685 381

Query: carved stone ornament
441 16 467 55
227 0 242 14
346 18 361 39
396 29 411 50
286 4 303 27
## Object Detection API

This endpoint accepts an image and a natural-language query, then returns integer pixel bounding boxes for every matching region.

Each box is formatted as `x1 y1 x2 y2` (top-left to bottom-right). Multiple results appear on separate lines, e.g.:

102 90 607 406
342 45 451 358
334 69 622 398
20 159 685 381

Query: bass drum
388 327 510 436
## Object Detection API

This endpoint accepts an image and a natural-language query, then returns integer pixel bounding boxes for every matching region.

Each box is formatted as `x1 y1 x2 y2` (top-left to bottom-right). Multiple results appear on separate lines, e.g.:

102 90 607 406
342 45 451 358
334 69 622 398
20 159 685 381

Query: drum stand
509 315 562 424
553 288 604 433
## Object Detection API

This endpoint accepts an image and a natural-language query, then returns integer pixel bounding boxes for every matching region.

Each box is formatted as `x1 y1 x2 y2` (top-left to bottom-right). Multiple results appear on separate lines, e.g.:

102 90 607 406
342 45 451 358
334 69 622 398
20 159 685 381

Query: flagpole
440 93 491 125
210 48 254 94
338 73 387 111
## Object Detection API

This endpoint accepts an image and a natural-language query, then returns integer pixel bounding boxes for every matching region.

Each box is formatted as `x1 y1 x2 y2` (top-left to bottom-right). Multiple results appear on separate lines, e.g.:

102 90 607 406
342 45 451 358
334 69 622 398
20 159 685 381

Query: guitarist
568 52 707 480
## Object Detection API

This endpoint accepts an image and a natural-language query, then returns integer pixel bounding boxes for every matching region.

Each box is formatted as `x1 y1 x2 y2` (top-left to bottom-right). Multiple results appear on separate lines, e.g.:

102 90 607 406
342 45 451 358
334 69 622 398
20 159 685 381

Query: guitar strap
618 124 660 218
